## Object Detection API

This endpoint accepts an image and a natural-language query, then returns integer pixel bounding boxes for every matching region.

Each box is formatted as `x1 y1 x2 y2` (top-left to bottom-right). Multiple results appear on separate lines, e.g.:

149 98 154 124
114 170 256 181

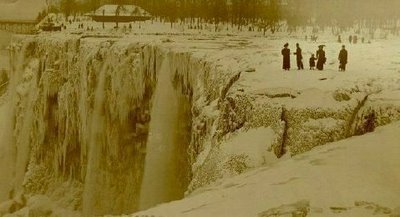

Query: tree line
55 0 400 34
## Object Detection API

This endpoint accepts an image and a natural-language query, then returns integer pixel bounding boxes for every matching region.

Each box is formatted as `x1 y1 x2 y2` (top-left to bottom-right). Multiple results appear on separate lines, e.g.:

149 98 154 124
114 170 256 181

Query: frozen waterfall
139 56 185 210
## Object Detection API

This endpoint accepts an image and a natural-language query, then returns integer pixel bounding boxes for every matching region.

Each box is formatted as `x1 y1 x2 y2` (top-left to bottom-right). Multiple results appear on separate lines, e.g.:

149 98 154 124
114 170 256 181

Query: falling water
82 61 109 217
0 45 32 201
139 57 184 210
0 100 15 202
0 48 15 202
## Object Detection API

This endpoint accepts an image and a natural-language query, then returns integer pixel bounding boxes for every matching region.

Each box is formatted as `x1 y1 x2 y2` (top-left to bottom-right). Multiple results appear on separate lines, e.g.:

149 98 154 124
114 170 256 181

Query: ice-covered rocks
2 32 400 217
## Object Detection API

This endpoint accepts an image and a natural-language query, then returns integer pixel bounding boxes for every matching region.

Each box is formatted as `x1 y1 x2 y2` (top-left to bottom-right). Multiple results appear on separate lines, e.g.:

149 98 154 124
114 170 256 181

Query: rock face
0 33 400 217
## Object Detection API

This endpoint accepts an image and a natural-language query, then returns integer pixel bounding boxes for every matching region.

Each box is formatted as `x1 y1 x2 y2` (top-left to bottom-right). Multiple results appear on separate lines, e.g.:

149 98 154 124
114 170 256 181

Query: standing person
316 45 326 70
294 43 304 70
338 45 348 71
353 35 358 44
281 43 291 70
349 35 353 44
309 54 316 70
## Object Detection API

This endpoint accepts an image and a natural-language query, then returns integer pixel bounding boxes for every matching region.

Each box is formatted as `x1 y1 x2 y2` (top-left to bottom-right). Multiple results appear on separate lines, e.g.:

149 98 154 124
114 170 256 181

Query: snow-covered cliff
1 33 400 217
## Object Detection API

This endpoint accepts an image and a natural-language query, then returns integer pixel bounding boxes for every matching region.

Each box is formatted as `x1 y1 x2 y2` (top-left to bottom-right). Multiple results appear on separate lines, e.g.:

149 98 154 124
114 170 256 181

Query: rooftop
93 4 151 17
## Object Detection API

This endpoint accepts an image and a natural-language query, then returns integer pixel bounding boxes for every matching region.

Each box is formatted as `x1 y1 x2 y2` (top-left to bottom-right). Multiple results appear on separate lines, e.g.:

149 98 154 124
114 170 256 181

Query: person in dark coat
281 43 291 70
316 45 326 70
309 54 316 70
294 43 304 70
338 45 348 71
349 35 353 44
353 35 358 44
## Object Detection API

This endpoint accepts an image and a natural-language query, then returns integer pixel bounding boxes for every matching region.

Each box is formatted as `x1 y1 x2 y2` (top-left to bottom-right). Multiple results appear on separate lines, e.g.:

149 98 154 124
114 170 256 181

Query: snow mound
133 121 400 217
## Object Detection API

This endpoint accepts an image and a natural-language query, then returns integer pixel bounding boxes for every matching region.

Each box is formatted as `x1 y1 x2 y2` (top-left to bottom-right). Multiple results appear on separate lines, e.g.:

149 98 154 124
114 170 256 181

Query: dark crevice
256 93 297 99
278 106 288 158
220 71 242 103
355 112 376 135
346 94 369 137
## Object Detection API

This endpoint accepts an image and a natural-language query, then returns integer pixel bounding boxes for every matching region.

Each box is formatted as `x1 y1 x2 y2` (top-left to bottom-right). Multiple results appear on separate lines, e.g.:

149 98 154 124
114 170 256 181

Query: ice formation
139 56 188 210
0 32 399 217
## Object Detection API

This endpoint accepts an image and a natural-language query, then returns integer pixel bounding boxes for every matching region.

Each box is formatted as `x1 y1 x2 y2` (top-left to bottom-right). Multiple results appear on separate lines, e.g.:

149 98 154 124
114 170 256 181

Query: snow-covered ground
131 121 400 217
0 21 399 217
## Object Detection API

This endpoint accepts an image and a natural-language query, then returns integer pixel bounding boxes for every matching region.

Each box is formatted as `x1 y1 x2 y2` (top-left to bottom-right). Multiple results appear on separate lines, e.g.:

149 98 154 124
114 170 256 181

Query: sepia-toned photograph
0 0 399 216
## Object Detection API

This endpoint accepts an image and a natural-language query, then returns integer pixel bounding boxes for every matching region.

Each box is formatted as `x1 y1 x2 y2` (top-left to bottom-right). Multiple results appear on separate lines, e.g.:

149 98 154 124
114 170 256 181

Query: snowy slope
132 121 400 217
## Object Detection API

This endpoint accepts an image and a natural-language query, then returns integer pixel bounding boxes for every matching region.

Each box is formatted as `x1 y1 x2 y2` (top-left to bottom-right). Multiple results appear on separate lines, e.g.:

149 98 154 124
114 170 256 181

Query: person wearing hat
338 45 348 71
316 45 326 70
281 43 291 70
294 43 304 70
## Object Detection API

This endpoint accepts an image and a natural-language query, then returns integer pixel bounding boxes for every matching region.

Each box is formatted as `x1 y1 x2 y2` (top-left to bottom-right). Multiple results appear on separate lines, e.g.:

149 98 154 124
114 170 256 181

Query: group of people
281 43 348 71
339 35 367 44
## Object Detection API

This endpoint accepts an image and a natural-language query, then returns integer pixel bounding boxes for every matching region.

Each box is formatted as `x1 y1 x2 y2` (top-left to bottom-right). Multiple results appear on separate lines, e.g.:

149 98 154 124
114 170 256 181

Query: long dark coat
316 49 326 70
339 48 348 70
294 47 304 69
282 48 291 70
339 49 348 64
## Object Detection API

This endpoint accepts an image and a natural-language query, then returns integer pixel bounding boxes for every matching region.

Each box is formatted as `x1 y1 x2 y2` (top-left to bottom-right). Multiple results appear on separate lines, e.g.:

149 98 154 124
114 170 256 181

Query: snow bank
133 121 400 217
189 127 280 194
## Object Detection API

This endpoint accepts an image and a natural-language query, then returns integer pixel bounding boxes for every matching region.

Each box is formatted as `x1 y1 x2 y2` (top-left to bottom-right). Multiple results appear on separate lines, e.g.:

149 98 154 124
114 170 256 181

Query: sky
0 0 46 21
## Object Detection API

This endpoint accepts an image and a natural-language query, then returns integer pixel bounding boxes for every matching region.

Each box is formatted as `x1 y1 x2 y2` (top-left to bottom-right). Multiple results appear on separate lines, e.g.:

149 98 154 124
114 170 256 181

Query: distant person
361 37 365 43
309 54 316 70
316 45 326 70
338 35 342 43
311 35 318 42
353 35 358 44
294 43 304 70
349 35 353 44
281 43 291 71
338 45 348 71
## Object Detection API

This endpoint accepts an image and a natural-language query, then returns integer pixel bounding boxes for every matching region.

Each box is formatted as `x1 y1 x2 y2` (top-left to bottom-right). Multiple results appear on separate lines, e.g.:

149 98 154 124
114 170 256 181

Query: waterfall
0 45 33 201
82 61 109 217
0 48 15 201
0 40 192 215
0 100 16 202
139 57 184 210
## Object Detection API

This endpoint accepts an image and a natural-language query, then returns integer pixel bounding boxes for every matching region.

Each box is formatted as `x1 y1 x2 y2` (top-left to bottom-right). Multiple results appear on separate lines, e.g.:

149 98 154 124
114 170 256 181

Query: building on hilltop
89 4 152 23
0 0 46 34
